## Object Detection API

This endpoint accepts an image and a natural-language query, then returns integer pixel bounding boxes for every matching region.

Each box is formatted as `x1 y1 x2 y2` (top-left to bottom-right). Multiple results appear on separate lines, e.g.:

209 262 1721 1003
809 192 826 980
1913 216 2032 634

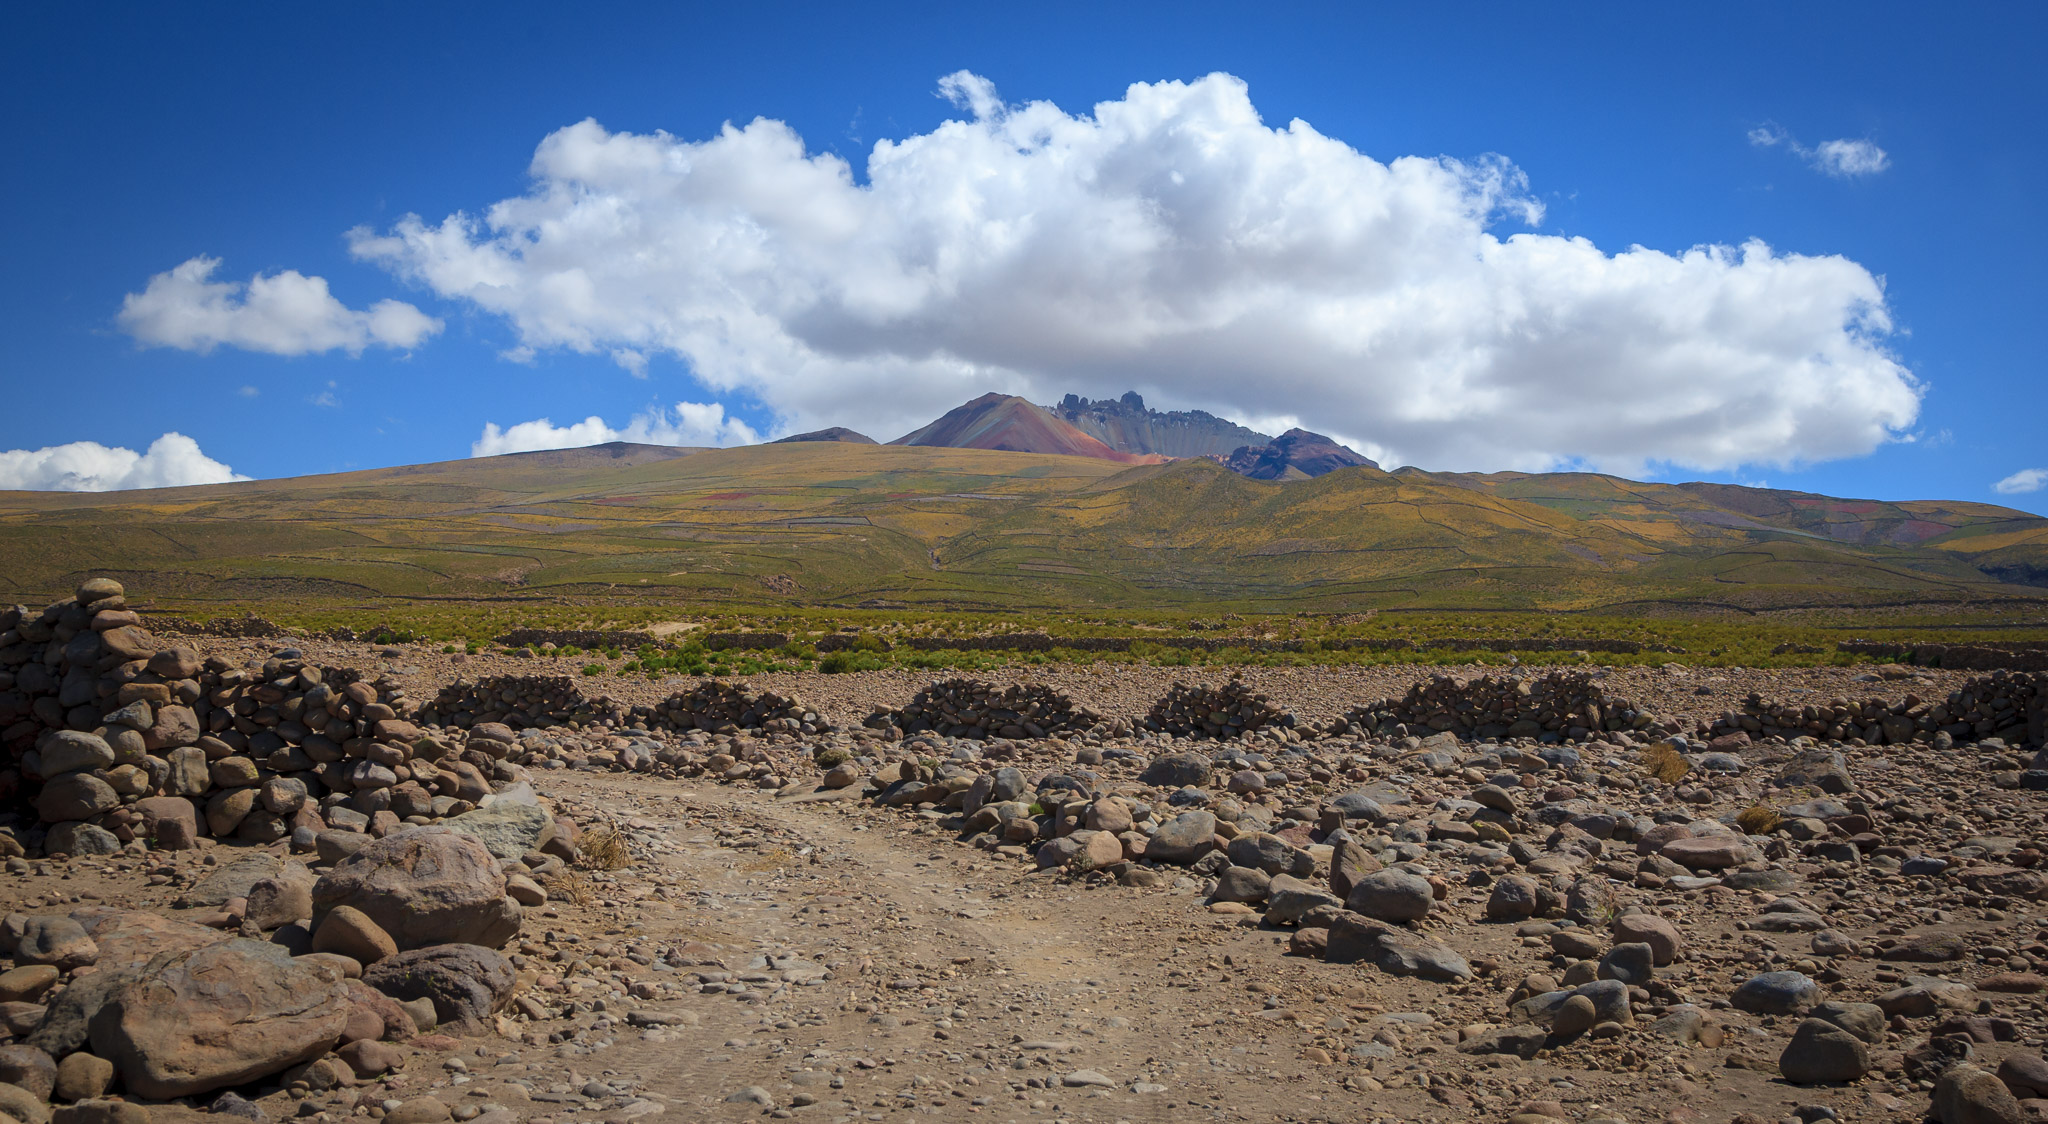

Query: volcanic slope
0 442 2043 611
890 393 1165 464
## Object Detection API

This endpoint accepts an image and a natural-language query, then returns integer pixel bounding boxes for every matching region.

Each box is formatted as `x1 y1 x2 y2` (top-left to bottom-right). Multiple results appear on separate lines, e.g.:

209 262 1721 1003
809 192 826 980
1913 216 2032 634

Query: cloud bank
349 72 1918 473
1749 125 1891 179
0 433 248 491
1994 468 2047 496
473 401 761 457
120 256 441 356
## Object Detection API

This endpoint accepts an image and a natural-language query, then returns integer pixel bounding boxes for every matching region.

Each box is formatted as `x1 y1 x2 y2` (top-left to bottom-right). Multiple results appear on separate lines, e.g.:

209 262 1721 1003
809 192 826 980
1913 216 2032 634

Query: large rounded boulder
310 827 520 950
87 939 352 1099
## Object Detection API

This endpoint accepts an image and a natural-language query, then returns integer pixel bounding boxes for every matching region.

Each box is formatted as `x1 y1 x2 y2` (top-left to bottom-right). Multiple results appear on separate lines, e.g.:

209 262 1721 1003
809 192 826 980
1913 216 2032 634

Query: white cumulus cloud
119 256 442 356
472 401 762 457
1749 125 1891 179
0 433 248 492
1994 468 2048 495
348 72 1919 473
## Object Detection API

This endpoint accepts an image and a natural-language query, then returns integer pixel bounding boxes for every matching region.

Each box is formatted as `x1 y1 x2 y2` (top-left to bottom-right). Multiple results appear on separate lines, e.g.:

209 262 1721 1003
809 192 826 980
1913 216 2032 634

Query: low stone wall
1837 641 2048 672
496 628 658 651
1331 670 1660 740
627 680 829 735
1705 670 2042 747
1145 678 1294 738
422 674 623 729
865 678 1099 740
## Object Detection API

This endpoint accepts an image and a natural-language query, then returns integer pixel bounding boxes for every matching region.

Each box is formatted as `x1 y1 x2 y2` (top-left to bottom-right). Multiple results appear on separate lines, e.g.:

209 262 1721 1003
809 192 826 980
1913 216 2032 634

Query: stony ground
4 657 2043 1124
200 637 1975 732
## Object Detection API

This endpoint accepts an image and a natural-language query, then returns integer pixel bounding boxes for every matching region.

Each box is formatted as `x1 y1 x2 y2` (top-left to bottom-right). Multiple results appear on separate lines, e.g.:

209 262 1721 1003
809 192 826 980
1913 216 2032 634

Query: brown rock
1612 913 1683 965
52 1054 113 1103
0 1045 57 1099
311 906 398 964
0 966 60 1003
384 1097 448 1124
337 1039 405 1078
1934 1064 2024 1124
35 774 119 823
341 979 417 1042
244 876 314 932
1661 835 1759 870
86 938 353 1099
310 828 519 950
50 1103 149 1124
132 797 199 851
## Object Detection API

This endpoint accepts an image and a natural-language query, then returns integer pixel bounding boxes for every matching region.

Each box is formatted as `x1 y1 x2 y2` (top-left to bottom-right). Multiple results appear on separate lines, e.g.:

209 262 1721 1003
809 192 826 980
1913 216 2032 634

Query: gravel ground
214 635 1972 733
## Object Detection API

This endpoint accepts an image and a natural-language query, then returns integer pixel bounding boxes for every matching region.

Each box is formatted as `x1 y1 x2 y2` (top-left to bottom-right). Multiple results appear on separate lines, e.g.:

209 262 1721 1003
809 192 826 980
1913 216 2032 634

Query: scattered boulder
1345 871 1434 924
87 938 353 1099
359 944 515 1031
1779 1018 1870 1084
311 827 519 950
1933 1064 2024 1124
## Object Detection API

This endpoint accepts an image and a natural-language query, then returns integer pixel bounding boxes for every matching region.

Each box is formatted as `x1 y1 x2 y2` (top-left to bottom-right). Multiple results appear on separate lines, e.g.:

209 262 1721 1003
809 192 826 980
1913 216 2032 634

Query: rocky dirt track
5 611 2048 1124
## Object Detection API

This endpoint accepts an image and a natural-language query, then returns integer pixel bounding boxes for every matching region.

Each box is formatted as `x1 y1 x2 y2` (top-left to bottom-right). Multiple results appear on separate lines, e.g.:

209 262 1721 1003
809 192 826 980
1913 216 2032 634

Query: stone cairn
1330 670 1659 741
863 678 1098 740
1143 677 1295 739
0 579 577 1105
421 674 623 730
1709 671 2043 747
626 680 831 736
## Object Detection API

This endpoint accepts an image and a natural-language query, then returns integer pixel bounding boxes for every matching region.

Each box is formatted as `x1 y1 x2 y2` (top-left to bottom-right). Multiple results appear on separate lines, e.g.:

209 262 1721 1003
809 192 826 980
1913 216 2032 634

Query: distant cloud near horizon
316 72 1916 474
0 433 247 491
1995 468 2048 495
473 401 762 457
1748 124 1891 178
119 256 441 356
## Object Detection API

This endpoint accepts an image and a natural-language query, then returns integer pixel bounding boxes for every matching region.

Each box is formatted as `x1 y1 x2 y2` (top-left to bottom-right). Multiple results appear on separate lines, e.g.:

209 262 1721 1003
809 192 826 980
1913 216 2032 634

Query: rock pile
421 674 622 729
0 582 578 1110
1331 670 1661 741
1144 678 1295 739
865 678 1099 740
0 579 569 865
1709 671 2042 747
626 680 831 735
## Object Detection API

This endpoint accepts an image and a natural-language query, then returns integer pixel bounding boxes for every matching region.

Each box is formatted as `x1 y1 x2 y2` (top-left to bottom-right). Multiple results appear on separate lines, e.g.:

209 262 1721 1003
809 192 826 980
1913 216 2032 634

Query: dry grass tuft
543 868 596 907
1641 743 1691 786
577 824 632 870
1735 804 1783 836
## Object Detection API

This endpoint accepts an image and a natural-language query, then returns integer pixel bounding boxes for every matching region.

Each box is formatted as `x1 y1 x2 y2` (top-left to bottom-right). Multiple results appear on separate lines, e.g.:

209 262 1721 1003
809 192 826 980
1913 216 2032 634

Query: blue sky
4 2 2044 513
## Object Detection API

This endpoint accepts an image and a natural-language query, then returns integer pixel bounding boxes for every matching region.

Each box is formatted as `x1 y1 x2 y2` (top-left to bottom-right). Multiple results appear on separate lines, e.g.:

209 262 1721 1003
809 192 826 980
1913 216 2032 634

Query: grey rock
1144 811 1217 865
39 732 114 777
1263 874 1342 926
1810 1001 1886 1044
44 824 120 858
1138 753 1211 789
1731 970 1819 1015
1598 942 1656 986
1345 870 1434 924
1780 1017 1870 1084
1209 865 1271 905
444 801 553 861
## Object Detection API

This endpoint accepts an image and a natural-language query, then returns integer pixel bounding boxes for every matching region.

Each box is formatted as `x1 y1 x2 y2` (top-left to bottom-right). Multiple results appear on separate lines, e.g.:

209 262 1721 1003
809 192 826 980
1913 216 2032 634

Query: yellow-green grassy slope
0 442 2043 613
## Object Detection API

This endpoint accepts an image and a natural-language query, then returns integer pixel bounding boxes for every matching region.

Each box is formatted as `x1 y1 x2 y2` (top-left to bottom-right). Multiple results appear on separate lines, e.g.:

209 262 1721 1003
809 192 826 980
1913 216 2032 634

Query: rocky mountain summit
1051 392 1272 459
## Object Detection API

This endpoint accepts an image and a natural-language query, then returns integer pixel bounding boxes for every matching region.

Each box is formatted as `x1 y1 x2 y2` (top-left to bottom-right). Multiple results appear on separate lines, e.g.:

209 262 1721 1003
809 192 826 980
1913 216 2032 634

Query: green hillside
0 441 2044 617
